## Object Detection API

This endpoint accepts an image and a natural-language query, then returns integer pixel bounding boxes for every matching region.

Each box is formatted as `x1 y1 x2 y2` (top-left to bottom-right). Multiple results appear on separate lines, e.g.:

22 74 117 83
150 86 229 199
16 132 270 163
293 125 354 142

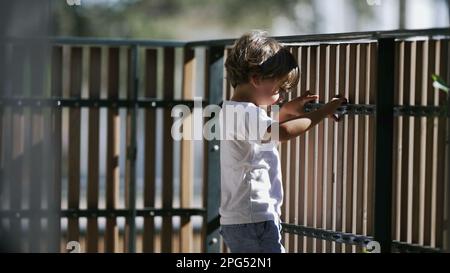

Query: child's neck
231 84 270 113
231 84 259 106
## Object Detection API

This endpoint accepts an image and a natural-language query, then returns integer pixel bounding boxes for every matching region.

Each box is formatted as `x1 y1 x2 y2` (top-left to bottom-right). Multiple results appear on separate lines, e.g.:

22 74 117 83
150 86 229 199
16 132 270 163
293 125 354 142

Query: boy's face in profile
251 74 289 106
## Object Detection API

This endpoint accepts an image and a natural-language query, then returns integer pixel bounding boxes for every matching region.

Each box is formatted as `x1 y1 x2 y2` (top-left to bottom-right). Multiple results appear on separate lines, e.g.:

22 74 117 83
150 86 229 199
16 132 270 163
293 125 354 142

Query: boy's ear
249 74 261 88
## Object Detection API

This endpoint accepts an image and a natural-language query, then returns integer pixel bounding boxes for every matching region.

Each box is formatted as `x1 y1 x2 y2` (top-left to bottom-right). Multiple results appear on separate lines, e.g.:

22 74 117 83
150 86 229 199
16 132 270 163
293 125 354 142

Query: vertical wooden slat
49 46 63 252
335 43 347 253
352 44 362 252
124 46 138 253
300 45 310 252
316 44 326 253
359 43 369 248
405 40 417 244
86 47 101 252
9 44 25 251
105 47 120 252
312 44 322 253
424 40 437 247
353 43 361 253
430 40 443 248
435 40 448 249
26 44 44 252
202 47 210 253
0 44 4 215
22 47 32 252
293 47 302 253
296 46 307 253
1 121 11 241
125 48 132 252
326 44 337 253
161 47 175 253
180 47 195 252
416 41 428 245
67 47 82 244
429 40 440 248
344 44 356 253
306 45 316 252
0 50 7 246
363 43 374 241
124 47 131 252
354 43 366 252
392 41 399 245
19 49 31 252
418 40 429 246
143 48 157 253
0 44 7 237
280 115 290 249
394 41 404 242
446 40 450 251
281 47 291 251
400 41 412 243
348 44 357 253
319 45 332 252
287 47 299 252
412 41 422 245
367 42 376 239
330 44 340 252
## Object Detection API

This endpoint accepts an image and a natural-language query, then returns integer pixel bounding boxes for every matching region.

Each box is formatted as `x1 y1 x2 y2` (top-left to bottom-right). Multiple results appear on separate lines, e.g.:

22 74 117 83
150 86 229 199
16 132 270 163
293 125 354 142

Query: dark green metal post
204 46 224 253
374 38 395 253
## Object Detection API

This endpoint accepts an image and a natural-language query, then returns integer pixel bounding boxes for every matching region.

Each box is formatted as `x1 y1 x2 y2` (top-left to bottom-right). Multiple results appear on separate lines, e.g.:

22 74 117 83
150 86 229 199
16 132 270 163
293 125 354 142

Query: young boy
218 30 347 253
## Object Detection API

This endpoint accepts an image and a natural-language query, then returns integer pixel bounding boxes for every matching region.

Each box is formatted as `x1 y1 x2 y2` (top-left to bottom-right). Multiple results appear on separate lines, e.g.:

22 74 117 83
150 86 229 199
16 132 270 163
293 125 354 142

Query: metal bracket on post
204 46 224 253
374 38 395 253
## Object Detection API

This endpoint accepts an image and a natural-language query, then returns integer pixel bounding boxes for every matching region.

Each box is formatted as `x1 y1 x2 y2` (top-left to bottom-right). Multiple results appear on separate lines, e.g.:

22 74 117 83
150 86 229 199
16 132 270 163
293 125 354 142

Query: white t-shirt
218 100 283 225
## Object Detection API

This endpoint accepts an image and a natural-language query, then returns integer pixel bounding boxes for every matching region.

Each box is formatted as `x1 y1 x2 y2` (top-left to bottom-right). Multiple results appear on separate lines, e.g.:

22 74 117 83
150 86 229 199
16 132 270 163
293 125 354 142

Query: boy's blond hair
225 30 299 92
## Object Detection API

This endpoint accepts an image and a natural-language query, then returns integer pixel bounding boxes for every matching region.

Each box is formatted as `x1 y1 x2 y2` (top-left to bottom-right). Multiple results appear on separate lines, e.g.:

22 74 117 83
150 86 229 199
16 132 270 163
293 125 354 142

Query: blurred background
53 0 450 39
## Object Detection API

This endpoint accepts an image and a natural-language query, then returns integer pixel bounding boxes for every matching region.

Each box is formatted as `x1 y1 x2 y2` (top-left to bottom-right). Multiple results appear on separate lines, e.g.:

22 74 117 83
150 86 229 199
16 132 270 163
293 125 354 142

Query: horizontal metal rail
281 223 442 253
0 97 206 108
1 98 446 117
281 223 373 247
391 241 442 253
188 27 450 46
0 208 206 218
304 103 447 117
2 27 449 47
49 27 450 46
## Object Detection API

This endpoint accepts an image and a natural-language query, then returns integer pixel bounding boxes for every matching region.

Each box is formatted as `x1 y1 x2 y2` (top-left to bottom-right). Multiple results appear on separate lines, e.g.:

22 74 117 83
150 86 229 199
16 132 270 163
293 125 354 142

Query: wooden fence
0 28 449 253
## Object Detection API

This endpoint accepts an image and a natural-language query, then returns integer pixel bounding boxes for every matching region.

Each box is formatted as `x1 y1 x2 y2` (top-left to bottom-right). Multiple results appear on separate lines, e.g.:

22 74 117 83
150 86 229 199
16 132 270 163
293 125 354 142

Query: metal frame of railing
0 27 449 253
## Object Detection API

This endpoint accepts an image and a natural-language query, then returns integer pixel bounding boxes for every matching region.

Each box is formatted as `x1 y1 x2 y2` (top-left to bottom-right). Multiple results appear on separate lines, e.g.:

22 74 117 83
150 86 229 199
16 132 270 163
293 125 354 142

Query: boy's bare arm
278 91 318 123
266 97 346 142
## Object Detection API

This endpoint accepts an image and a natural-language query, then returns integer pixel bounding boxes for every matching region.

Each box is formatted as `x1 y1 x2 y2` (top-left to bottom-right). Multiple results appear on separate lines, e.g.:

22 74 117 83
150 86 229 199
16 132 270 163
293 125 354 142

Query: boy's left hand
297 91 320 114
277 90 319 122
327 94 348 122
283 90 319 115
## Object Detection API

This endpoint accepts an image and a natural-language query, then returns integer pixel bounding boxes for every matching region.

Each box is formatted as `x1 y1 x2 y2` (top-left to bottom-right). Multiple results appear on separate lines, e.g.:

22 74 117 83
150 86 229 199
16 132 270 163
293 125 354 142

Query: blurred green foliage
53 0 376 39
